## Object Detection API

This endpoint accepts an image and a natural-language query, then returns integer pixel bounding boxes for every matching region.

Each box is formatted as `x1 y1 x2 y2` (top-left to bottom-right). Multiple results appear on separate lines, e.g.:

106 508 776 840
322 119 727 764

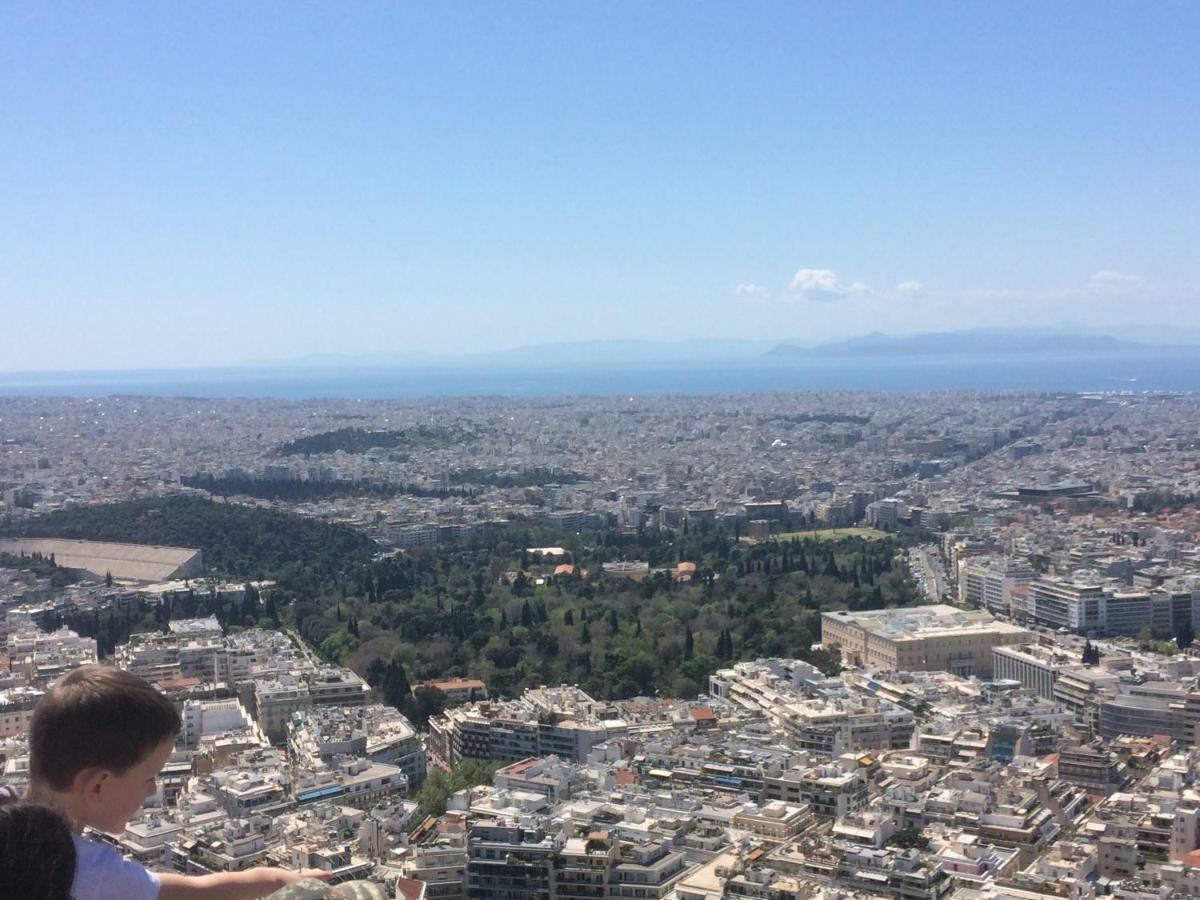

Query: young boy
29 663 326 900
0 800 78 900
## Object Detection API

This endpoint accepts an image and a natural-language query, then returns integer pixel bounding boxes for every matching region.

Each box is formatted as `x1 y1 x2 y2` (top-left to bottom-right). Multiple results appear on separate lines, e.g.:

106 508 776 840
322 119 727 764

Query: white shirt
72 835 161 900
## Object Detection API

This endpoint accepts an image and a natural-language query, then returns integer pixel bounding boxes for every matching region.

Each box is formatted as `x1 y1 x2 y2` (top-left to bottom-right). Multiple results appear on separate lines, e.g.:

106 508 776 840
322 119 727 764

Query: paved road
910 545 949 603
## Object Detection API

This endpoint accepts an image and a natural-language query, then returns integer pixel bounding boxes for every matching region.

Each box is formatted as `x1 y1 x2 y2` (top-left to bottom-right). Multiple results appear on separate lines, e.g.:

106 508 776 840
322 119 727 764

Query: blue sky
2 1 1197 371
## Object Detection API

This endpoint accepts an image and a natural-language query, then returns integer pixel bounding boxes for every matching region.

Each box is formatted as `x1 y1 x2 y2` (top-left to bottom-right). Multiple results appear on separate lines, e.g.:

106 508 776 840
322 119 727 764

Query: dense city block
3 390 1200 898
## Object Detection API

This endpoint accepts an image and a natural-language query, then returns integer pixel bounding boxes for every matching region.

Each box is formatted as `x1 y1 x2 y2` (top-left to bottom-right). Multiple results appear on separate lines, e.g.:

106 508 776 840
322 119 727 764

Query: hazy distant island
2 327 1200 399
765 329 1182 359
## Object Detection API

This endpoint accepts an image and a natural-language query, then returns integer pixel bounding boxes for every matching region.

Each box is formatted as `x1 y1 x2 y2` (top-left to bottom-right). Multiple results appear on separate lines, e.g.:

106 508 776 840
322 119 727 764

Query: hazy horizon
4 323 1200 379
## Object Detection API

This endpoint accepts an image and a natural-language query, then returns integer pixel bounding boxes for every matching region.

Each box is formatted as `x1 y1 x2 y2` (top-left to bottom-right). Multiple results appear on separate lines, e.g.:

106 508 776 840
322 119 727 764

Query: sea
1 350 1199 399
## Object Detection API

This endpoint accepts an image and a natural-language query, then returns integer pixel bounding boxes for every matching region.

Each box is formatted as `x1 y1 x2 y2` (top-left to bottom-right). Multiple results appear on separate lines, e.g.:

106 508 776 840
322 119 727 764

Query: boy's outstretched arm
158 867 331 900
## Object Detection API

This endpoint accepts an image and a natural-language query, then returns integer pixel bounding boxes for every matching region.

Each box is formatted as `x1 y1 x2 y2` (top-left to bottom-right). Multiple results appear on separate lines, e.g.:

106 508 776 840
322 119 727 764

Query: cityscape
2 388 1200 898
4 3 1200 899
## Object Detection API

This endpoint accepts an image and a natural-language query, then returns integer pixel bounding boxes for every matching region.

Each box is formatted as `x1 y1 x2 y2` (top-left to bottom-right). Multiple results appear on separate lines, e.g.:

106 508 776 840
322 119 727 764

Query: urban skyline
5 5 1200 898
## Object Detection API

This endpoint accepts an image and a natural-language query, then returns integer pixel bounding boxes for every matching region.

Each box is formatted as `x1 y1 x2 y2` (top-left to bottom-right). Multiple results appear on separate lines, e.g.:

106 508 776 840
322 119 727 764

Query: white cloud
789 268 870 301
734 282 769 298
895 280 924 295
1089 270 1143 289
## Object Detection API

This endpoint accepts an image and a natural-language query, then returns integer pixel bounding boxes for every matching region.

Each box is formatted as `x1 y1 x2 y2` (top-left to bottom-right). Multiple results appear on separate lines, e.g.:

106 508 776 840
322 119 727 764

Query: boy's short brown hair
30 663 181 791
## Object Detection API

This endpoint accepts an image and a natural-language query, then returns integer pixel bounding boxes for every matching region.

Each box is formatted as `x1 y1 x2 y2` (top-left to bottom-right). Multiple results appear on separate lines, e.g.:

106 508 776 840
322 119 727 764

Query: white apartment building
1027 576 1196 637
959 557 1034 616
992 644 1084 700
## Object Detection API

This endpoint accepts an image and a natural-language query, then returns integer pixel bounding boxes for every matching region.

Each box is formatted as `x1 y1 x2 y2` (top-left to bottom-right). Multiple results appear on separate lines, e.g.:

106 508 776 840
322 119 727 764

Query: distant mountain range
472 328 1200 367
765 329 1173 359
12 327 1194 380
251 329 1200 373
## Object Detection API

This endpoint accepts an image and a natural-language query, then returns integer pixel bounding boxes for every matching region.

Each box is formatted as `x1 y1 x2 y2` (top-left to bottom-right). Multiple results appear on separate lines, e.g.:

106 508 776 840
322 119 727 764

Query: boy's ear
74 767 112 804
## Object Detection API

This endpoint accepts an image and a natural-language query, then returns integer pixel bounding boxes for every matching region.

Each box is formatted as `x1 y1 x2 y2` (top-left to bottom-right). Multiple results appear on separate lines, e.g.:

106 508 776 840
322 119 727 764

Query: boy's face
87 736 175 834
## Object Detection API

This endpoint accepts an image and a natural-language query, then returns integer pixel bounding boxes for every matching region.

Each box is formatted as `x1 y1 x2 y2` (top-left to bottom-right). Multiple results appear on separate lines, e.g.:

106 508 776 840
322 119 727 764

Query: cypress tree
383 657 411 708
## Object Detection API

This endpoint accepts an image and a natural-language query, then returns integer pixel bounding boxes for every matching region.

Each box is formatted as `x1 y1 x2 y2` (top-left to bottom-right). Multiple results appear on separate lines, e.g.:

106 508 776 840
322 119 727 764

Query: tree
1177 620 1195 651
382 656 412 708
415 760 497 821
410 686 448 728
676 654 719 697
807 644 843 676
890 825 930 851
716 628 734 661
263 592 279 626
242 583 261 624
321 629 358 663
684 624 694 661
564 608 574 626
365 656 387 687
414 768 453 821
105 570 113 587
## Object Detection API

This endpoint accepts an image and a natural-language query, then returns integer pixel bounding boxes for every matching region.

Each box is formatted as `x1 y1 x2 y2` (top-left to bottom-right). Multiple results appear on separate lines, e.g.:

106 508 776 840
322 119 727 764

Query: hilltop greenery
278 425 475 457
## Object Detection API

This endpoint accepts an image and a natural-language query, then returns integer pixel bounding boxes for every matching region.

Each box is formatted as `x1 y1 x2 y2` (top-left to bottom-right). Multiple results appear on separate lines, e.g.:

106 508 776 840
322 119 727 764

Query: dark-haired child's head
30 663 181 833
0 801 77 900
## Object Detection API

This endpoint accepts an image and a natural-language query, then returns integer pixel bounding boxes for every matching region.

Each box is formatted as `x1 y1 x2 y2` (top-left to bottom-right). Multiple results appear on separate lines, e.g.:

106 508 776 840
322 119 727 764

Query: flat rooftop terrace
824 604 1029 640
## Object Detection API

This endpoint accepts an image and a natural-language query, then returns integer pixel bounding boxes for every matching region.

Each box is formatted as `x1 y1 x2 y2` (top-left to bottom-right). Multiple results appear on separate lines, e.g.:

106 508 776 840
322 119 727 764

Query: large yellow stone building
821 604 1030 677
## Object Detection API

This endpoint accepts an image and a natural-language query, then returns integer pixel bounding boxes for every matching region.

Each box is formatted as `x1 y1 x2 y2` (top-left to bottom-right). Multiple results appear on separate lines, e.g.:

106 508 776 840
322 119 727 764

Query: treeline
2 495 379 578
294 525 922 702
0 551 79 587
447 468 586 488
47 588 274 657
180 473 475 502
1130 490 1197 513
278 425 475 457
182 473 404 501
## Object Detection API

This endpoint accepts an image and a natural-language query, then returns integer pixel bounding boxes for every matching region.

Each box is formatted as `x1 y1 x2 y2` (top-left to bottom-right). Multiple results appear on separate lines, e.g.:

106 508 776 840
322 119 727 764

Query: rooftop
824 604 1029 640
